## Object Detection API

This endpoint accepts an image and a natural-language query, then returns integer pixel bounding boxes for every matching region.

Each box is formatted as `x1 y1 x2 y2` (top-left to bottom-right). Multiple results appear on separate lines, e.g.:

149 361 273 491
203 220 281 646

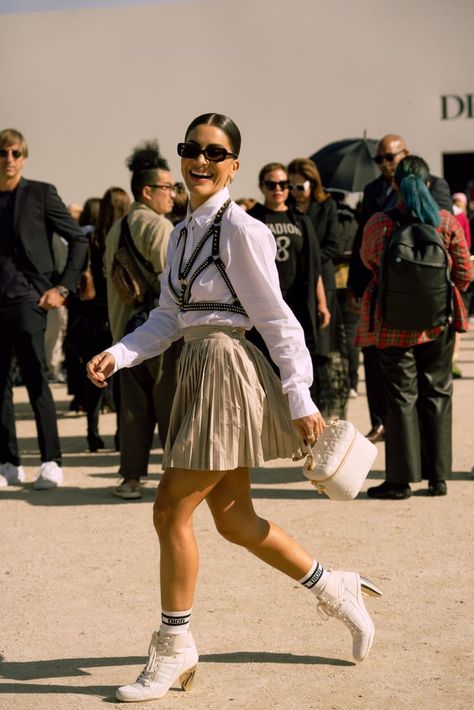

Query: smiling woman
179 114 240 209
86 112 382 703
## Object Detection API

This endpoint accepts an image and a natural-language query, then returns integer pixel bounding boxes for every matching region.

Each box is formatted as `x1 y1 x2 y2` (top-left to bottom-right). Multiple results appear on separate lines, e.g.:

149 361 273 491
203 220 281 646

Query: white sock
298 560 330 597
160 608 192 635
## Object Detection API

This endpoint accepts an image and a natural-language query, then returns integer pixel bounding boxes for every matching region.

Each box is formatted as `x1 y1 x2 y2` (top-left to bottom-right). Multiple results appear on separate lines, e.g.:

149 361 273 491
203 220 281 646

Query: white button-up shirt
107 188 317 419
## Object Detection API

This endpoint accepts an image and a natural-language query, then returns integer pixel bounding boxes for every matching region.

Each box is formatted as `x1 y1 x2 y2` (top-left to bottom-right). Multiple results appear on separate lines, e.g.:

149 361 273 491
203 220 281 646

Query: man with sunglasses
104 140 180 499
348 134 452 443
0 128 88 489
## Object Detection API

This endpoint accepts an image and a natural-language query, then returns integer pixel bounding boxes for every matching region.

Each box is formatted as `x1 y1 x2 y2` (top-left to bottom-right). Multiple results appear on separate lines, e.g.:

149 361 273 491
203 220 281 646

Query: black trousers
362 345 386 427
377 327 454 484
119 340 181 480
66 306 113 440
337 289 360 391
0 302 62 465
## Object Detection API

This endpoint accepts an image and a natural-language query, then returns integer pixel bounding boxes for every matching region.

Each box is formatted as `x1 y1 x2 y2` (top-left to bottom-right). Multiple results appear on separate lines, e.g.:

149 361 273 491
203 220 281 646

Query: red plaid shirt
355 207 472 349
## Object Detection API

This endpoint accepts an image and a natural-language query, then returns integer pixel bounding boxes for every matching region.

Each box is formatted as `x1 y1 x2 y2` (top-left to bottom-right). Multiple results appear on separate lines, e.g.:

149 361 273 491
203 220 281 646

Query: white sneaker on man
113 480 142 500
116 631 198 702
0 462 26 486
33 461 63 489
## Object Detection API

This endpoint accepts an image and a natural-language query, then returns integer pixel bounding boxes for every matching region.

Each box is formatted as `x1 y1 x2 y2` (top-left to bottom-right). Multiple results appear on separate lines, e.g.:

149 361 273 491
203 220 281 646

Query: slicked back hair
184 113 241 156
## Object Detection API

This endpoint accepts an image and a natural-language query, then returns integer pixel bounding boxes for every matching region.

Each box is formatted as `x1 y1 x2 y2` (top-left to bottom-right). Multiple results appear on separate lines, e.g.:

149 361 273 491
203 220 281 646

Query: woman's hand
293 411 326 446
86 352 116 388
317 305 331 329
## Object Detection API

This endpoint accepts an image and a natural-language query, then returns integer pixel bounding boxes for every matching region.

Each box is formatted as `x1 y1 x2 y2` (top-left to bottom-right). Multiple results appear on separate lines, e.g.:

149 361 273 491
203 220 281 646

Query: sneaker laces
317 583 360 637
138 632 174 686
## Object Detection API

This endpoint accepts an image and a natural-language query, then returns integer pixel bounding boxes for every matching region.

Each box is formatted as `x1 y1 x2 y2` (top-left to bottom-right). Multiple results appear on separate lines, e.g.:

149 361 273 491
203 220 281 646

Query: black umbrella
310 137 379 192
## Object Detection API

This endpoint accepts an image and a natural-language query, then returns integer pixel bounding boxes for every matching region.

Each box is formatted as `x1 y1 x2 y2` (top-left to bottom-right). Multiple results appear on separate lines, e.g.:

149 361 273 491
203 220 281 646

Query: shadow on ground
0 649 353 682
0 651 353 700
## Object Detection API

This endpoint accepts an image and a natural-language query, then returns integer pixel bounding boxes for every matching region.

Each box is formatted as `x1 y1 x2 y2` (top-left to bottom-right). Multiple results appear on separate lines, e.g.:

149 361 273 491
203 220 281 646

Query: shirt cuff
287 389 319 419
105 342 137 373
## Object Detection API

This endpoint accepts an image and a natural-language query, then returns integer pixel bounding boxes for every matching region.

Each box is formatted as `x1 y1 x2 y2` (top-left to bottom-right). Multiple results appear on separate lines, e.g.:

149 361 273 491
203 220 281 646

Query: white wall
1 0 473 204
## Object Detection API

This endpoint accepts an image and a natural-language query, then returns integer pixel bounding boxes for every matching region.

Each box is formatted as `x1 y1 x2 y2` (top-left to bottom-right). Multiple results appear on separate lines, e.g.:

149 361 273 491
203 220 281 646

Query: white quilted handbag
303 420 377 501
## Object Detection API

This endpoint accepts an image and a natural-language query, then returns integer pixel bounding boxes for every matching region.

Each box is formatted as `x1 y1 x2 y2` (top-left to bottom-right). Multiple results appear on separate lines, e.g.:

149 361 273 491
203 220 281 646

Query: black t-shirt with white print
262 208 304 297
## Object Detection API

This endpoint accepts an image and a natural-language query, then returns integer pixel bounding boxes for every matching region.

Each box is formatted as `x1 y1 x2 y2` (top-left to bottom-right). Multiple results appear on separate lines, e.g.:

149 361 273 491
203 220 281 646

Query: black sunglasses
262 180 289 191
373 150 405 164
177 142 237 163
0 148 23 159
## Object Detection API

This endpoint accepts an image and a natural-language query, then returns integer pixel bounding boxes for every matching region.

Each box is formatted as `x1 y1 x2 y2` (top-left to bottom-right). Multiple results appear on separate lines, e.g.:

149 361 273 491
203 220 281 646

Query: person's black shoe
428 480 447 496
365 425 385 443
87 433 105 453
367 481 412 499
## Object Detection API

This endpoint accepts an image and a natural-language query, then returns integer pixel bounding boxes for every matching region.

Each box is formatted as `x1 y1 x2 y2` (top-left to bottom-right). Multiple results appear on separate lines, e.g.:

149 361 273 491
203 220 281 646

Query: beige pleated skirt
163 324 304 471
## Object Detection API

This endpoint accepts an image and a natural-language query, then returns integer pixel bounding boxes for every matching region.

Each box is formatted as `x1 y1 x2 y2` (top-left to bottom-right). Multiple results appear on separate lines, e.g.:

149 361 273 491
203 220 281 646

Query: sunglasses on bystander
0 149 23 159
289 180 311 192
373 150 405 164
262 180 289 191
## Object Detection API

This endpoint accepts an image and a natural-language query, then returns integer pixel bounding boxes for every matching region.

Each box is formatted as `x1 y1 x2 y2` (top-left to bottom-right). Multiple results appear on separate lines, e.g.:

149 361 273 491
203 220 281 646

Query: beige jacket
104 201 173 342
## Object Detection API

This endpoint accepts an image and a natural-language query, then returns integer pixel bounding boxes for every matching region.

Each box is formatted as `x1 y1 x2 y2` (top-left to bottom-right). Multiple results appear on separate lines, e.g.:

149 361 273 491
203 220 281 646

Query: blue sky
0 0 172 12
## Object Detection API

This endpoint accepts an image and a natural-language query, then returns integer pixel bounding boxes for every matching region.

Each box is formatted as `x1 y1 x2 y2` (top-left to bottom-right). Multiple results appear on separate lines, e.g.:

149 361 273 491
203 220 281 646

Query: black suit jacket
13 178 88 296
348 173 453 297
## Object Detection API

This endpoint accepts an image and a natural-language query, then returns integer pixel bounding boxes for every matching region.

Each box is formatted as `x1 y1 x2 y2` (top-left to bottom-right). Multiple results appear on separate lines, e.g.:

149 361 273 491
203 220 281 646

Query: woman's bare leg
153 467 226 610
206 467 313 579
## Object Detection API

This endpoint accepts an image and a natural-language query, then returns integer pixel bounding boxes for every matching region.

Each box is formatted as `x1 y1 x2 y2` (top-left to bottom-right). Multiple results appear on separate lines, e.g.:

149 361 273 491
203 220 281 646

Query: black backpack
379 208 452 330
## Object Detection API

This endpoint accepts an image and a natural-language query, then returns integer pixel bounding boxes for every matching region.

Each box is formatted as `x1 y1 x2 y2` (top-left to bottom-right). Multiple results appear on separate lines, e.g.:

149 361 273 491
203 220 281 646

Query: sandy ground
1 331 474 710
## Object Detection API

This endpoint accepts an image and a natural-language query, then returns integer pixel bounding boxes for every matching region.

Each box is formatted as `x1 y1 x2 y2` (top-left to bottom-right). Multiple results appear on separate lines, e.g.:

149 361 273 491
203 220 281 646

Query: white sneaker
348 388 358 399
0 462 26 486
317 570 382 662
34 461 63 490
113 480 142 500
116 631 198 702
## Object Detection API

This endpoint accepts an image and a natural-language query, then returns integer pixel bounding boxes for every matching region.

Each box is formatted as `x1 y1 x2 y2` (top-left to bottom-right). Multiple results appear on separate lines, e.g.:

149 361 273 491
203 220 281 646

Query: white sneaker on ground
116 631 198 702
0 462 26 486
33 461 63 490
348 388 358 399
317 570 382 662
113 480 142 500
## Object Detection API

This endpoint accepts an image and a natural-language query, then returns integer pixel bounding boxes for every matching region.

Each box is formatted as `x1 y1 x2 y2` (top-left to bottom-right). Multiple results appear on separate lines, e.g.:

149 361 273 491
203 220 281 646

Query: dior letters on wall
441 94 474 120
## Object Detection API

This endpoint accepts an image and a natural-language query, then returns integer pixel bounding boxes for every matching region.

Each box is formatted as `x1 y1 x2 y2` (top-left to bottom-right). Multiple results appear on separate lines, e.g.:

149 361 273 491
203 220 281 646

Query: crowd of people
1 126 473 499
0 118 472 702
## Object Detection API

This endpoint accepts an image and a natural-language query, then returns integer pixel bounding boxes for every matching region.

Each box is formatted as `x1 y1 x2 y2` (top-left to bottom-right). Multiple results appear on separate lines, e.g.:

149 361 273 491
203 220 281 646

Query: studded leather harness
168 199 248 316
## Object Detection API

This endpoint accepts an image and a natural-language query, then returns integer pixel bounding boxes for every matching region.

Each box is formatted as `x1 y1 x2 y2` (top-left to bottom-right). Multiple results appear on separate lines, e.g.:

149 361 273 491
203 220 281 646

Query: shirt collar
186 187 230 228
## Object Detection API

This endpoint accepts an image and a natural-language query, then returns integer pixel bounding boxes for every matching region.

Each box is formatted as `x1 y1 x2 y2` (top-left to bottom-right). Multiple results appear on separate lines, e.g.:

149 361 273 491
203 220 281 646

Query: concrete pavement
1 331 473 709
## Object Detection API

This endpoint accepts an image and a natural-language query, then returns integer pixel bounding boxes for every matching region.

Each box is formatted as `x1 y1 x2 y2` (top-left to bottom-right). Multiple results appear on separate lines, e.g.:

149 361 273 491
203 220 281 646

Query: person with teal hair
395 155 442 227
356 155 471 499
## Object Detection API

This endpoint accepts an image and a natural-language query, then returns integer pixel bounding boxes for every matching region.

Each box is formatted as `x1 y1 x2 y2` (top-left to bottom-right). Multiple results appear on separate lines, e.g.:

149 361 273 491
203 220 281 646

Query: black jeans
0 301 61 465
377 327 455 484
337 289 360 391
362 345 386 428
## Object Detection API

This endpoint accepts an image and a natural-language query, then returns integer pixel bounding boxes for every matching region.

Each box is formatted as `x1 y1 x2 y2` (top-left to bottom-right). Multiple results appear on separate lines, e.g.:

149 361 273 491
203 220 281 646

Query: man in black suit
348 134 453 443
0 128 88 489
